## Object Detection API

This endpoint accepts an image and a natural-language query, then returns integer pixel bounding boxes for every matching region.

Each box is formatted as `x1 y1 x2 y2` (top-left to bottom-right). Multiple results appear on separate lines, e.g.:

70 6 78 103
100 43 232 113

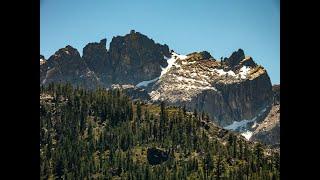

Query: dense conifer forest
40 83 280 179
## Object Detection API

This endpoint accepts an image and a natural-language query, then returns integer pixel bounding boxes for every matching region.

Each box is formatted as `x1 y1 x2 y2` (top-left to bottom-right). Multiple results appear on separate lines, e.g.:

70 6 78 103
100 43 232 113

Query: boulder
147 148 169 165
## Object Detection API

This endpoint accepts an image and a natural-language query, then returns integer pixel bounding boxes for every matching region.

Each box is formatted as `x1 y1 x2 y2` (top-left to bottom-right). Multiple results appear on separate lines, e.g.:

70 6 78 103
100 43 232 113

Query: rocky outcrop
225 49 245 69
40 31 275 130
250 105 280 147
272 84 280 105
250 85 280 147
41 30 171 88
82 38 112 86
149 51 273 127
186 51 214 61
109 30 170 84
147 148 169 165
40 45 100 89
224 49 257 72
199 79 268 126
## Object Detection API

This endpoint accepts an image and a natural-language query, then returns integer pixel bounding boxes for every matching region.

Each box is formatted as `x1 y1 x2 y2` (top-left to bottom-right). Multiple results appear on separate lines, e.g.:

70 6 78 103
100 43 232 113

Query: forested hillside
40 83 279 179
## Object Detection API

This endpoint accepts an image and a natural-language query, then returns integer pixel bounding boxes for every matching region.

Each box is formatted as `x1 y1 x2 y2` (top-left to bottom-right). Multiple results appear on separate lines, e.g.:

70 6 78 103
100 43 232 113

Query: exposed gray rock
225 49 245 70
149 51 273 127
272 84 280 105
40 31 275 130
82 38 112 86
250 85 280 147
147 148 169 165
109 30 170 84
40 45 100 89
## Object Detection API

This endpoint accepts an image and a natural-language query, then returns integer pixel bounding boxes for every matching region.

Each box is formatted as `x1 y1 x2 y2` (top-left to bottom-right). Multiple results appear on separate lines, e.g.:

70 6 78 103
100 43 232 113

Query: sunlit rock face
40 31 274 129
149 50 273 127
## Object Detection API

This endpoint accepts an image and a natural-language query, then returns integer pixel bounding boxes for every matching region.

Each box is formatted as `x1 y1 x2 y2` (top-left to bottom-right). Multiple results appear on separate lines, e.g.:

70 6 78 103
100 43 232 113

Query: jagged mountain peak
82 38 110 77
109 30 170 57
82 38 108 54
185 51 214 61
225 48 245 69
99 38 107 47
49 45 81 61
40 44 100 88
238 56 257 68
40 31 274 133
145 49 272 127
108 30 170 84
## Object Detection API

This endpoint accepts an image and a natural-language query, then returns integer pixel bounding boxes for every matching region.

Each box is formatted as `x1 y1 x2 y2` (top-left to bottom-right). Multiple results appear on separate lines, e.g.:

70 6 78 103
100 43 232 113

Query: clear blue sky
41 0 279 84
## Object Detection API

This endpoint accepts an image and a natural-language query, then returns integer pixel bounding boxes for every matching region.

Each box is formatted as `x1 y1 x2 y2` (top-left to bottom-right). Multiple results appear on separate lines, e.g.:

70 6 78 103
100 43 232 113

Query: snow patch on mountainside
160 52 187 77
224 119 255 131
207 67 252 79
135 52 188 88
214 69 236 77
239 66 251 79
148 51 267 115
241 131 253 140
136 77 159 87
182 61 197 65
224 107 268 140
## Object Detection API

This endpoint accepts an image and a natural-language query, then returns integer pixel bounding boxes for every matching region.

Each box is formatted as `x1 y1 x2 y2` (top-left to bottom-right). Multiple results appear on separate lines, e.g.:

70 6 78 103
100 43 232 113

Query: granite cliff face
40 45 100 89
40 31 275 135
82 38 112 86
250 85 280 147
108 30 170 84
272 84 280 105
41 30 170 88
149 50 273 127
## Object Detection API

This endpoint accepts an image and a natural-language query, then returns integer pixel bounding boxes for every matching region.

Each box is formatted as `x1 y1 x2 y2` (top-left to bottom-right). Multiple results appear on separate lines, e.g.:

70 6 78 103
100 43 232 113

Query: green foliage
40 83 280 179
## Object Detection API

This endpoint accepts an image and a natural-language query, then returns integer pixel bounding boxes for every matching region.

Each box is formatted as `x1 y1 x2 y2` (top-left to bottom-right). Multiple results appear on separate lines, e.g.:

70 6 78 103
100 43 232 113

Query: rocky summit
148 50 273 127
40 45 101 89
40 30 279 145
41 30 170 88
108 30 170 85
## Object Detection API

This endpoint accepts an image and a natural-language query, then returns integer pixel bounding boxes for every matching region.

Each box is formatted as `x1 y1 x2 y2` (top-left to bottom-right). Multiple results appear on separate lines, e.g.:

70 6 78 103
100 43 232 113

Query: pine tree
255 143 263 167
194 109 198 119
159 101 166 141
40 83 279 179
136 101 142 124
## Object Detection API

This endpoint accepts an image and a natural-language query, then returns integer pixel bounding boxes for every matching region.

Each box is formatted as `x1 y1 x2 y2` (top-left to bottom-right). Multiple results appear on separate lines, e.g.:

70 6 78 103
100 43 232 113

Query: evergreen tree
40 83 280 179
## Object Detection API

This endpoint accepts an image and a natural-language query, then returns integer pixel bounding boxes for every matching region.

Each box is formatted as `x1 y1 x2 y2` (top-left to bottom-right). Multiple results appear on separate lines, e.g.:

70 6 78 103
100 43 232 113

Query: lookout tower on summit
130 30 136 34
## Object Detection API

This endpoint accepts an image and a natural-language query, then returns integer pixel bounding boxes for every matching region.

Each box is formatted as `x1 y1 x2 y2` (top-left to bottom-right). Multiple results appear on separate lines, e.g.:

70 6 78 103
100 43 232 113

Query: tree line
40 83 280 179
